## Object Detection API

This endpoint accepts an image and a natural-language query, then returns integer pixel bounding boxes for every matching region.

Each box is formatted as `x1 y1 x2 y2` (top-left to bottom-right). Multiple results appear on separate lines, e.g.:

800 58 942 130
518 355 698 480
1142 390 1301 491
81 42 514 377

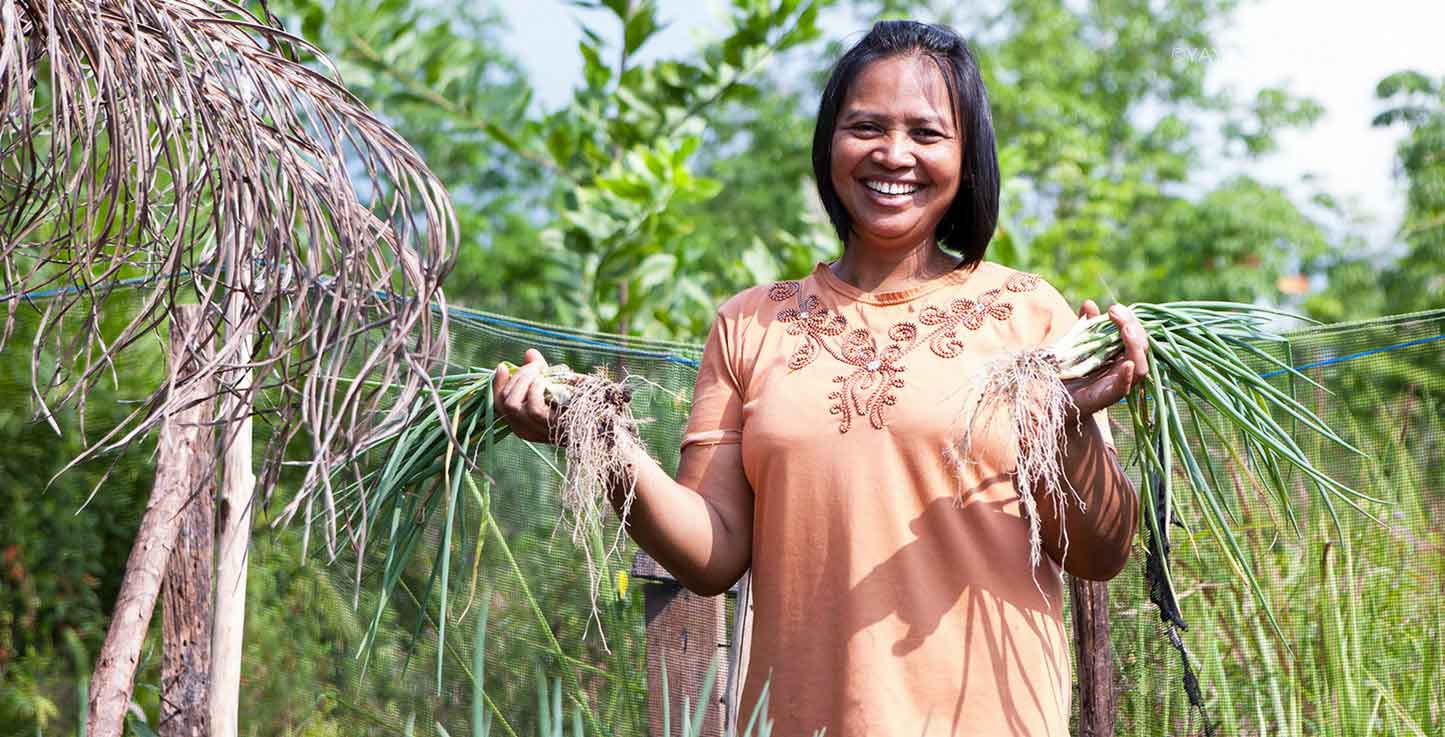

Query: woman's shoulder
963 261 1078 342
968 259 1041 290
710 268 823 321
711 281 791 320
954 260 1069 307
971 258 1086 342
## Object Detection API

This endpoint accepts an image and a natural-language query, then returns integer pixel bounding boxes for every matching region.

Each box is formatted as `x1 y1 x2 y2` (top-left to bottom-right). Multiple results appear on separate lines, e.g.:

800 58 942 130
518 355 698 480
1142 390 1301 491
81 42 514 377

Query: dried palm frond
0 0 457 556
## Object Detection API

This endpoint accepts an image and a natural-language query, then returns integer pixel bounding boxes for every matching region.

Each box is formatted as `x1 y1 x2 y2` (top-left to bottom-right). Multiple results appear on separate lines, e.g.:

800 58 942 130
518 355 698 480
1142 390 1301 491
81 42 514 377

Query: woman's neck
829 238 964 293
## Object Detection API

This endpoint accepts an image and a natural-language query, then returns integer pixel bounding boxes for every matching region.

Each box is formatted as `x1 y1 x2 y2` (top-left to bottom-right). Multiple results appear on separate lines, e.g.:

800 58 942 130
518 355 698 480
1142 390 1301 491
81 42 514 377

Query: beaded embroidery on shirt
769 270 1042 433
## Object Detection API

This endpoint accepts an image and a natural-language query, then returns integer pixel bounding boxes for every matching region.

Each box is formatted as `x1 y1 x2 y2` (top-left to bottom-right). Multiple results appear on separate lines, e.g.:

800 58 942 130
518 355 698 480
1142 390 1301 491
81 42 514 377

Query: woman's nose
871 133 915 168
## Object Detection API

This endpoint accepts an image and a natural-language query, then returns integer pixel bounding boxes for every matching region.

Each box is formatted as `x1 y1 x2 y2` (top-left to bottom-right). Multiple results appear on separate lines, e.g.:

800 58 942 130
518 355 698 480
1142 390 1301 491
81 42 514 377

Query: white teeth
864 180 922 196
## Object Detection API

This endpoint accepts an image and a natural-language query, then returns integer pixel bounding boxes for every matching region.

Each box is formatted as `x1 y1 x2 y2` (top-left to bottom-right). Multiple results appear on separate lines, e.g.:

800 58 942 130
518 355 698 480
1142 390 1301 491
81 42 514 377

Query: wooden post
211 258 255 737
632 551 730 737
1069 575 1117 737
723 572 752 733
160 312 215 737
88 305 214 737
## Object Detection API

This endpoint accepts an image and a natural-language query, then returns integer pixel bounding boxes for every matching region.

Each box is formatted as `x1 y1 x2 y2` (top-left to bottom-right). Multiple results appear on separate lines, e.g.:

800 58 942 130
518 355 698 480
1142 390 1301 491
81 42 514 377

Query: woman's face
829 53 963 250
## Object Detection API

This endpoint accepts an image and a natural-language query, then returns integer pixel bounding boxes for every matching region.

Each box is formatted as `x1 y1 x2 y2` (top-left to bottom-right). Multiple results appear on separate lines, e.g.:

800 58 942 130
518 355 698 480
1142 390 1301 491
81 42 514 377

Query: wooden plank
723 572 752 734
634 551 729 737
1069 575 1117 737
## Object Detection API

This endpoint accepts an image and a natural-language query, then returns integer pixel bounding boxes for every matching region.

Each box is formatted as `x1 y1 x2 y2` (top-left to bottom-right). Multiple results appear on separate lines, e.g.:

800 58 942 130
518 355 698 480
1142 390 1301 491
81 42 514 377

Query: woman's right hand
493 349 755 595
492 348 558 443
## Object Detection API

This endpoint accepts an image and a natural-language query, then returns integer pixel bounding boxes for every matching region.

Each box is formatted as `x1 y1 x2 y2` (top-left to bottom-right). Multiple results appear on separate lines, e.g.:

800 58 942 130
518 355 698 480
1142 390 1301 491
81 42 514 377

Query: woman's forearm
602 442 751 596
1035 417 1139 581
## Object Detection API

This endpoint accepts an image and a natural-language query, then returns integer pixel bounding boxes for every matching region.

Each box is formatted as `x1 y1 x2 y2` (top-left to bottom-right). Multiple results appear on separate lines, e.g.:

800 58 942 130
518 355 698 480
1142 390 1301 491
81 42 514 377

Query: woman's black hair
812 20 1000 264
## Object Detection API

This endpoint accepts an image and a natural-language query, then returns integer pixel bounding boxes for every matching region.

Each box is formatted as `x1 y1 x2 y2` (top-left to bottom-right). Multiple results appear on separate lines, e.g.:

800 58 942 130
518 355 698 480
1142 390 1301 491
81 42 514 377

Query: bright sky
496 0 1445 250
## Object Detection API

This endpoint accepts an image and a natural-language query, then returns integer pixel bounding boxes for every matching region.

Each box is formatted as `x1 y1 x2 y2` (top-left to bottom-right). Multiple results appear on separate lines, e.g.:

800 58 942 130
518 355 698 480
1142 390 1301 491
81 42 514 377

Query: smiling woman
494 19 1146 737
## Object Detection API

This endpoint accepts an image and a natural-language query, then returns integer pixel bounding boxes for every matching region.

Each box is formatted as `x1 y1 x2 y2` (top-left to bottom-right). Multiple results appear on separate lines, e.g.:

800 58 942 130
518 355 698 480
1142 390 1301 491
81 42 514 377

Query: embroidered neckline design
770 271 1041 433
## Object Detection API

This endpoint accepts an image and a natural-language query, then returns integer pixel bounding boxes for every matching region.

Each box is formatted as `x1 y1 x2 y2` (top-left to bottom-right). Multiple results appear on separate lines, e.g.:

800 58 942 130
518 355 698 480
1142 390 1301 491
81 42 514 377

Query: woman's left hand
1063 300 1150 418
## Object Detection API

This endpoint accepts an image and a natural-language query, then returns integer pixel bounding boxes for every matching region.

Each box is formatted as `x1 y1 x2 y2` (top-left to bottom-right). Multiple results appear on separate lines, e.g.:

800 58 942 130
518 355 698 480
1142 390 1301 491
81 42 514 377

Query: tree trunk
211 262 255 737
160 307 216 737
88 305 214 737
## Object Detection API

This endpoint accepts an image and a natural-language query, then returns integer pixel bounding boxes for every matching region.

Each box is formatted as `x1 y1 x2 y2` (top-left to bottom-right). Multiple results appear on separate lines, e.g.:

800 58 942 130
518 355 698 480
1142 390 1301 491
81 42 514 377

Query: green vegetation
2 1 1441 735
1106 397 1445 737
973 300 1382 636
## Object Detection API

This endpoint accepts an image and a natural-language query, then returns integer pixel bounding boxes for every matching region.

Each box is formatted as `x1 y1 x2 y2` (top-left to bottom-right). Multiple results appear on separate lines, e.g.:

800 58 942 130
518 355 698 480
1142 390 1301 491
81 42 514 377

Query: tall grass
1107 393 1444 736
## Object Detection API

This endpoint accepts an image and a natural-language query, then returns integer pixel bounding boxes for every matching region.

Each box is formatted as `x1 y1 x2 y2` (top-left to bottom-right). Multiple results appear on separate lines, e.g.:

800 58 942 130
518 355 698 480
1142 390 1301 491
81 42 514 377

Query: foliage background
1 0 1441 734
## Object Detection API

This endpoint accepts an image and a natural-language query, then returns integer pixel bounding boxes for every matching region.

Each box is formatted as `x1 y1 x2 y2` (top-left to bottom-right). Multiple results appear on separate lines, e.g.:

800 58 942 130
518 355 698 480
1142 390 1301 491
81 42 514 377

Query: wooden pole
723 572 752 734
160 308 216 737
87 305 213 737
1069 575 1117 737
632 551 729 737
211 261 255 737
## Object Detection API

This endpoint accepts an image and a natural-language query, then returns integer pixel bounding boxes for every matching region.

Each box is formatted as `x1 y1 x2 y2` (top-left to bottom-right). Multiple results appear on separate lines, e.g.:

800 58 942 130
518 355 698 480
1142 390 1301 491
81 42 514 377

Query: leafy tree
850 0 1344 307
669 68 840 330
1310 70 1445 320
505 0 834 337
1303 70 1445 435
277 0 835 338
1376 71 1445 314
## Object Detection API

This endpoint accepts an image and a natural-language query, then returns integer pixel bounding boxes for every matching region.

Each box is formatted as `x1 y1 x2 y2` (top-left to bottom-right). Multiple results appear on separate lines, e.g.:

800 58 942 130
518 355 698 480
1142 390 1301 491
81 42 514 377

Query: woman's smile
861 177 925 201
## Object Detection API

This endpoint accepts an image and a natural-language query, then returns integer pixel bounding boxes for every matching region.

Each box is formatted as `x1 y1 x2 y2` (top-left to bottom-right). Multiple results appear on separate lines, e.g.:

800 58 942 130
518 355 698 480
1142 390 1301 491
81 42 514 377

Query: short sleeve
1035 277 1117 449
681 308 746 450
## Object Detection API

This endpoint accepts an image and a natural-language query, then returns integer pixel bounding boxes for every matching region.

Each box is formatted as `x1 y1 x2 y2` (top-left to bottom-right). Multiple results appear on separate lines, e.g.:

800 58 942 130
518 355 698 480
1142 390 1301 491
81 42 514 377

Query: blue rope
0 274 161 302
0 273 705 367
1258 333 1444 378
5 275 1439 376
440 304 701 368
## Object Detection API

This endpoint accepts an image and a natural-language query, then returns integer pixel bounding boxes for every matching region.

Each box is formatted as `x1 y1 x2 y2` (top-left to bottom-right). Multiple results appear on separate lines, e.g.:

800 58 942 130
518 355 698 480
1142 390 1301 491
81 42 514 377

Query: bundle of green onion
289 362 642 669
961 301 1387 637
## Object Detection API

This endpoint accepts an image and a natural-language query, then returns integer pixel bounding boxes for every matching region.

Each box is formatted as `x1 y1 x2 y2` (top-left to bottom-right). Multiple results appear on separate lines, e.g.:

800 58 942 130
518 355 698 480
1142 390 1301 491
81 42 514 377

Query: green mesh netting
3 292 1442 737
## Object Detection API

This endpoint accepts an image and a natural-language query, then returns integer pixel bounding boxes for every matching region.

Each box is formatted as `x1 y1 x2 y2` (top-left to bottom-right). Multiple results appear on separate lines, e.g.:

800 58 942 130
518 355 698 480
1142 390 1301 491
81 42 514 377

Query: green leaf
600 0 630 19
614 85 658 119
623 2 662 57
579 40 611 89
596 174 653 201
127 716 159 737
562 207 621 243
301 6 325 41
674 135 700 163
635 252 677 292
740 239 779 283
683 176 722 202
545 127 574 167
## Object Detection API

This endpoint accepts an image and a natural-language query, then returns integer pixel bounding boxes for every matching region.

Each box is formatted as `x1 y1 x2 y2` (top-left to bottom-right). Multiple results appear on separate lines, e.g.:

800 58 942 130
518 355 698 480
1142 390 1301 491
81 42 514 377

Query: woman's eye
852 123 882 135
913 129 944 140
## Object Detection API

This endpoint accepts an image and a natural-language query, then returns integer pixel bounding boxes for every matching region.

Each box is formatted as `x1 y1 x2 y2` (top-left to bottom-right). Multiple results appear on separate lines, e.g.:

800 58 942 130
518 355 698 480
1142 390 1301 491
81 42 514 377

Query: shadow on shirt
840 471 1072 737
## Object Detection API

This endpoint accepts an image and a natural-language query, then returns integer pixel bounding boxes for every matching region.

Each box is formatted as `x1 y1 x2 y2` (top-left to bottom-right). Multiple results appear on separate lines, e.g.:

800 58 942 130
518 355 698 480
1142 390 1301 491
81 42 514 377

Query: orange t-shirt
683 260 1111 737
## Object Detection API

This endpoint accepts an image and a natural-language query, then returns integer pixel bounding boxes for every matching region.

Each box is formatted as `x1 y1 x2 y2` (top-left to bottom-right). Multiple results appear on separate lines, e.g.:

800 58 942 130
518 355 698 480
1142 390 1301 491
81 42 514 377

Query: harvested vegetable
283 362 644 665
955 301 1387 634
